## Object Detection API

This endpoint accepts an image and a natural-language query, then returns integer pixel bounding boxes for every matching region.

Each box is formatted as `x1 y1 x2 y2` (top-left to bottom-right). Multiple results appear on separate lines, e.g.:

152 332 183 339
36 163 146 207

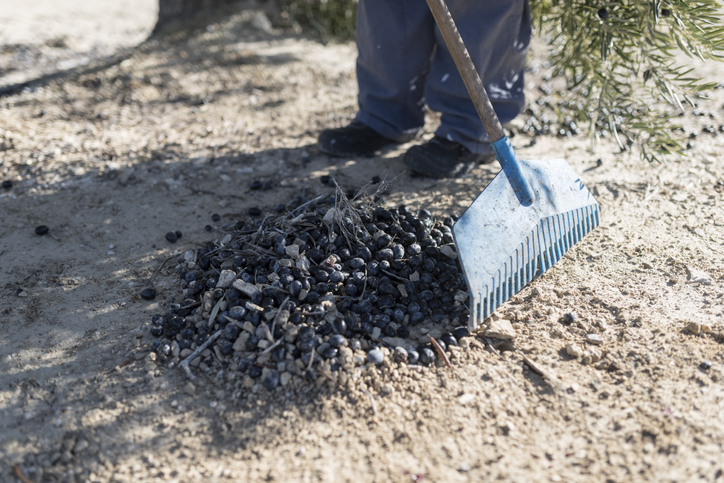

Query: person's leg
354 0 437 143
426 0 531 154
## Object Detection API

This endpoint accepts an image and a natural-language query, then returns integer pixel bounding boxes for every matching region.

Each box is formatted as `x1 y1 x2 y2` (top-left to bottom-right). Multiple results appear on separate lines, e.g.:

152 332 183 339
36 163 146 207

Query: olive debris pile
148 190 472 390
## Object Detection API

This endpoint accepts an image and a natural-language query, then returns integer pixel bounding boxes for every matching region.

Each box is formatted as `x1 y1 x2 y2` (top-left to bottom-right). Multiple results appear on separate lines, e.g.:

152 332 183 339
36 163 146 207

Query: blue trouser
355 0 531 154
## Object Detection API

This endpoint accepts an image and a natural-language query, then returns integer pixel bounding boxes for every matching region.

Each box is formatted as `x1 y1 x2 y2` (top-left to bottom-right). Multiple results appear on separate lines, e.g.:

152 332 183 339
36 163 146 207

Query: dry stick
13 464 34 483
269 296 290 343
521 355 564 394
259 337 284 355
483 336 502 358
359 383 378 416
150 252 182 281
429 337 453 369
116 358 135 369
306 347 316 373
179 329 223 380
380 268 409 283
179 297 225 380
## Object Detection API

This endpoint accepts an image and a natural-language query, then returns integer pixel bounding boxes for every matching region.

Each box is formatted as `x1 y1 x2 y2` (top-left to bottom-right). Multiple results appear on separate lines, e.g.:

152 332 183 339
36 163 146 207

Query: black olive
35 225 49 236
140 288 157 300
598 8 608 19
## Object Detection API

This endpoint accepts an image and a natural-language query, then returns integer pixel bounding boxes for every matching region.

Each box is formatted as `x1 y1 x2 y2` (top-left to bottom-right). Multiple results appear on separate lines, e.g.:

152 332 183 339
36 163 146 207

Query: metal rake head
453 158 600 331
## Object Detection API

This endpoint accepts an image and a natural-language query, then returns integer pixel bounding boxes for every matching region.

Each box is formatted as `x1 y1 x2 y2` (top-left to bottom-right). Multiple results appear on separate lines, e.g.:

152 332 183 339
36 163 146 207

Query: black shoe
404 136 495 178
318 120 396 157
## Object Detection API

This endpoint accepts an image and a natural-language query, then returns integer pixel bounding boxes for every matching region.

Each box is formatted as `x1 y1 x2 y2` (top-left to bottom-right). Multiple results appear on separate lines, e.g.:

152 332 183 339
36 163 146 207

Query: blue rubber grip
492 137 535 207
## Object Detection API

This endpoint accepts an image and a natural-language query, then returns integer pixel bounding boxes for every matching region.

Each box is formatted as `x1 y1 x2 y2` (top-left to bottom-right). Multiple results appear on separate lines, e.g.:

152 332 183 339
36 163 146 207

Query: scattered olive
35 225 49 236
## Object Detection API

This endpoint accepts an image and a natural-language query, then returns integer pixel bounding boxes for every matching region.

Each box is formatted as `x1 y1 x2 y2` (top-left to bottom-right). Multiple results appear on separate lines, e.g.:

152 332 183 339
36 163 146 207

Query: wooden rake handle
425 0 506 143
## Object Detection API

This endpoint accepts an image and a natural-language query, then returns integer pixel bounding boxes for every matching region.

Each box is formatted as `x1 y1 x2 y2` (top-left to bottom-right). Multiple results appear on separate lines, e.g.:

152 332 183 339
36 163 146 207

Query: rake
426 0 601 331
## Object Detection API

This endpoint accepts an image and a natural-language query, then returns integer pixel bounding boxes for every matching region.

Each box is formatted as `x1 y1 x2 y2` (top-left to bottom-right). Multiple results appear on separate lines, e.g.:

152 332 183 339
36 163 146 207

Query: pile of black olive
147 190 471 388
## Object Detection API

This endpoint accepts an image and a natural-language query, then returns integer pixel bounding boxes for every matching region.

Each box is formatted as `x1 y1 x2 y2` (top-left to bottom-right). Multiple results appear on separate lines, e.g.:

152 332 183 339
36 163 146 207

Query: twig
179 329 223 380
306 347 316 372
521 355 563 393
259 337 283 355
116 358 135 370
380 269 409 283
150 252 182 281
483 336 502 358
208 297 224 326
13 464 34 483
429 337 453 369
286 194 328 218
359 383 378 416
269 296 290 343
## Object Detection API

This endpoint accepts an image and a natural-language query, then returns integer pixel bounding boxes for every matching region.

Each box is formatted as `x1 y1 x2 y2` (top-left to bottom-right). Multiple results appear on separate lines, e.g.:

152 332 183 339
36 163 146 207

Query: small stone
699 360 713 370
232 280 261 298
285 244 300 259
232 332 250 351
586 333 603 345
458 393 475 406
184 250 197 264
367 348 384 365
165 231 178 243
1 180 12 189
701 324 712 333
685 322 701 335
280 371 292 386
485 319 516 340
35 225 49 236
565 342 583 358
393 346 408 363
184 382 196 395
140 288 157 300
439 245 456 259
216 269 237 288
688 270 714 285
380 384 394 395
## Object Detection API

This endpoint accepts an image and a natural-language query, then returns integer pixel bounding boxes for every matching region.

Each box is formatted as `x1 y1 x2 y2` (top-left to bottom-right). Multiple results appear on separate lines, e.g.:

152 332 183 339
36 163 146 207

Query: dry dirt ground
1 2 724 482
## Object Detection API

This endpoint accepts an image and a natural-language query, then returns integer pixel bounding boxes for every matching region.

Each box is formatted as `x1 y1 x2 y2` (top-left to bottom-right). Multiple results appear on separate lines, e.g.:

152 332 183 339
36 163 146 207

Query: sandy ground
1 2 723 482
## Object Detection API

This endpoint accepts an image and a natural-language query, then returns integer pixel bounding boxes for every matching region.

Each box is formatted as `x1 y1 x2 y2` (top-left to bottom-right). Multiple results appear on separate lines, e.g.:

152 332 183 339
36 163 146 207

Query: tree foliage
532 0 724 161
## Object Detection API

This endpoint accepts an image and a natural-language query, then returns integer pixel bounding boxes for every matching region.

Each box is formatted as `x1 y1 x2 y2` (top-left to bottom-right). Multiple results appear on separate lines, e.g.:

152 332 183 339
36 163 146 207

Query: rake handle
426 0 535 206
425 0 505 142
